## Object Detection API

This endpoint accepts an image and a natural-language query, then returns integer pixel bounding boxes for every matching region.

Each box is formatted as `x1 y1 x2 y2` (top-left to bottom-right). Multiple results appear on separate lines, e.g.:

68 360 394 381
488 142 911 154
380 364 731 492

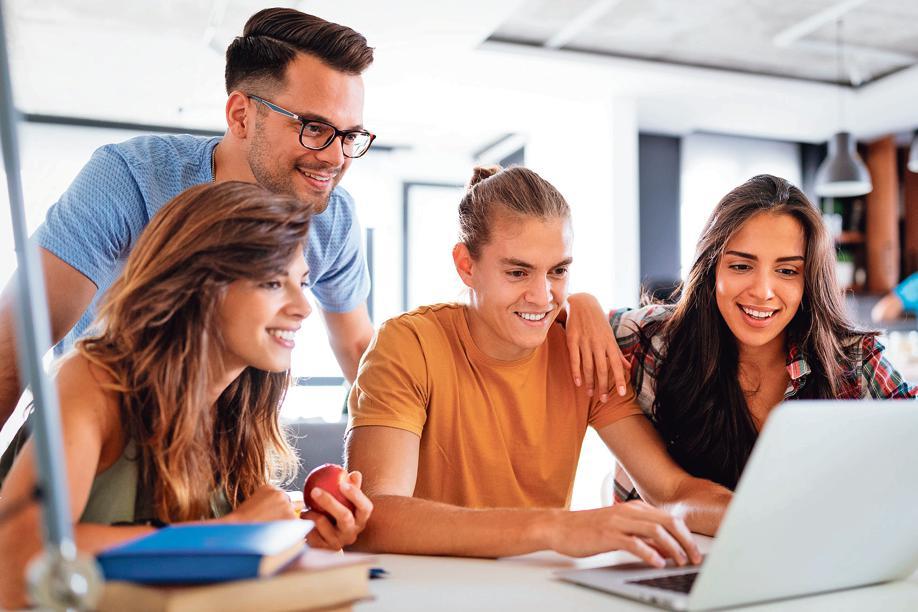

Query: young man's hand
302 471 374 550
547 501 702 567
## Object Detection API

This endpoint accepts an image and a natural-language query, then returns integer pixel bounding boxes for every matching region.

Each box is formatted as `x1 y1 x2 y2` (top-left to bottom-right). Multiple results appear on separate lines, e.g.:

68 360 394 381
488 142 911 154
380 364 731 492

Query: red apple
302 463 356 521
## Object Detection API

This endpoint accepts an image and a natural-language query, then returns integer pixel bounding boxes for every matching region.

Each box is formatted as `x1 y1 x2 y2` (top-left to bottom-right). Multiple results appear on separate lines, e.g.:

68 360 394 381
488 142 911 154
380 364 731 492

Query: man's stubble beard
247 128 336 215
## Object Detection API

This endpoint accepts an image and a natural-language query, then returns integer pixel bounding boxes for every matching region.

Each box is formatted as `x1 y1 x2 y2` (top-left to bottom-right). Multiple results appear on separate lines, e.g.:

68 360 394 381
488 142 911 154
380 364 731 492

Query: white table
360 537 918 611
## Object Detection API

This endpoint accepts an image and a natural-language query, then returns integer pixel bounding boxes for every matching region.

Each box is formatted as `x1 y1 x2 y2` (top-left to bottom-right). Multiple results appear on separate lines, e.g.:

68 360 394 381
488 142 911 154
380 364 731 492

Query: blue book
97 520 313 584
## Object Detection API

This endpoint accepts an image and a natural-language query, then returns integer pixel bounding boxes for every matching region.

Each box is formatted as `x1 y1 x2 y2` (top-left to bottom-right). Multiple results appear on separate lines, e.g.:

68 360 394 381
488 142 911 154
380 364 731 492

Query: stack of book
96 521 373 612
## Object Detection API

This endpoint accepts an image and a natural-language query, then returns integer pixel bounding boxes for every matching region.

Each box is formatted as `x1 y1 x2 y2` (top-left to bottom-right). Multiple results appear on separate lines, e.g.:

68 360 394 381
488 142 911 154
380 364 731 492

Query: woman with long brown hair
569 174 916 497
0 182 372 608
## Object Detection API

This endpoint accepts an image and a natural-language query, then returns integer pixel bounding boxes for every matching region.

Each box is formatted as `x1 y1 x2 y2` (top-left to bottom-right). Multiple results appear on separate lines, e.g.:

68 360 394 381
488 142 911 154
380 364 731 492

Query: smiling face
455 214 573 361
247 53 365 214
715 212 806 356
217 248 312 376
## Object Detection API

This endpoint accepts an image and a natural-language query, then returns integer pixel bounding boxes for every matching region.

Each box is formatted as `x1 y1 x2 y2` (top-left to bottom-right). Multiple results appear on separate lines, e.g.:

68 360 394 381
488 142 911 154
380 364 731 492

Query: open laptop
557 401 918 610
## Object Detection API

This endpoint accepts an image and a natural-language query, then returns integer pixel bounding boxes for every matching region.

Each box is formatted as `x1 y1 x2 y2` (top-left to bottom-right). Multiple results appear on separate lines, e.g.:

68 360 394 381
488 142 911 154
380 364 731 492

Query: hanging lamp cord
836 18 846 131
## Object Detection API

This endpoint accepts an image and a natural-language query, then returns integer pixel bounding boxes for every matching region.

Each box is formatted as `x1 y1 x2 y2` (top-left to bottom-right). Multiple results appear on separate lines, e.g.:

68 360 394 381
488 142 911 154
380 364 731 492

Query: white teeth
268 329 296 341
517 312 548 321
740 306 775 320
302 171 331 182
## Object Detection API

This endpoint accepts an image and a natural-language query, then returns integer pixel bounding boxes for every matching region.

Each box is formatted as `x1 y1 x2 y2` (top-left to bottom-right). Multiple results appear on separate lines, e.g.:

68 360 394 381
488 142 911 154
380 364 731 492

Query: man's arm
0 249 96 428
598 415 733 536
321 304 374 383
345 425 701 563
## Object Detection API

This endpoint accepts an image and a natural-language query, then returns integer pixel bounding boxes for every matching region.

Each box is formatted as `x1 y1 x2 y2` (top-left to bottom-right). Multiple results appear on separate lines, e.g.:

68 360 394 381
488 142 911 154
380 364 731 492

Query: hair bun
468 165 502 190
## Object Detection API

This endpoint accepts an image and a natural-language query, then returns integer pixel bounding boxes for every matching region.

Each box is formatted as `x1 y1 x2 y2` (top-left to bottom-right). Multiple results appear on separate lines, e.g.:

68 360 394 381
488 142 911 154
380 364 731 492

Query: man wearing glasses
0 8 376 432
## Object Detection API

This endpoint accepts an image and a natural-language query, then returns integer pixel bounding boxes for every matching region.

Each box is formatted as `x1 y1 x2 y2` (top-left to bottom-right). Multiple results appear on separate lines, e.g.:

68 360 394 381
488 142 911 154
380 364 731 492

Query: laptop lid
688 400 918 610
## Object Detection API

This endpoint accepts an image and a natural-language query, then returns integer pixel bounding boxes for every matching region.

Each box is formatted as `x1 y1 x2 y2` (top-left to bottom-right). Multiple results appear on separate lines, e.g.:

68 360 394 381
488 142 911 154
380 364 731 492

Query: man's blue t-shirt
34 134 369 351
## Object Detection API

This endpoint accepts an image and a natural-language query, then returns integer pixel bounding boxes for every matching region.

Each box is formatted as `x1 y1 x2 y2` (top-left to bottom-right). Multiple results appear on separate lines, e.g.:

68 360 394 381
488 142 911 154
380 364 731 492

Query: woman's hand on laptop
548 500 701 567
301 471 374 551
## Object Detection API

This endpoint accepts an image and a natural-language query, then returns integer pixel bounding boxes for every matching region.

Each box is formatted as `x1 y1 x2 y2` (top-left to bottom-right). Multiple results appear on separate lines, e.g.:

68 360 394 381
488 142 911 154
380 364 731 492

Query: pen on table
369 567 388 579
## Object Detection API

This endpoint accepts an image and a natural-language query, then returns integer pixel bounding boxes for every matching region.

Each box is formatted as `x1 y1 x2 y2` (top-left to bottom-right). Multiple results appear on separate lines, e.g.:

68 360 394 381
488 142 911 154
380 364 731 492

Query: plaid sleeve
609 308 642 356
607 305 672 504
860 337 918 398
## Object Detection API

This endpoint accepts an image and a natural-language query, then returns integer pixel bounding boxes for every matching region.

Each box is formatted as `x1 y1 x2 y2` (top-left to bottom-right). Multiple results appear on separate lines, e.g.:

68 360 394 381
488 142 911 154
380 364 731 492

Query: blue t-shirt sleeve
34 145 148 287
893 272 918 312
310 207 370 313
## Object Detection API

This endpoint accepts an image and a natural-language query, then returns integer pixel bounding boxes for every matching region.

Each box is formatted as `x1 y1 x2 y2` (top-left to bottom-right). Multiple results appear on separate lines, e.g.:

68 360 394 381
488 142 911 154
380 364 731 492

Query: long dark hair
645 174 869 489
78 182 311 521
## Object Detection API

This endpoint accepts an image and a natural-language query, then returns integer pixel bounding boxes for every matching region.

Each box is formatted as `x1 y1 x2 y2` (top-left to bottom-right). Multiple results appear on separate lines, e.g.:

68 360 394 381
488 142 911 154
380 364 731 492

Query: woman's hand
222 484 299 522
565 293 630 402
301 471 373 551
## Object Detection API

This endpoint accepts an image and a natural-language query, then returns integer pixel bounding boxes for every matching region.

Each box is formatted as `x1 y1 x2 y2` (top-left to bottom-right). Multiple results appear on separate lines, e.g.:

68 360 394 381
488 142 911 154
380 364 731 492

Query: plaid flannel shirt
610 304 918 503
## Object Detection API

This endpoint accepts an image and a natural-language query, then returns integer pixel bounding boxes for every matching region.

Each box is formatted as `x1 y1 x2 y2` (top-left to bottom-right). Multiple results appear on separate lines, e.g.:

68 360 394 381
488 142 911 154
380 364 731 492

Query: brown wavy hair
77 181 311 521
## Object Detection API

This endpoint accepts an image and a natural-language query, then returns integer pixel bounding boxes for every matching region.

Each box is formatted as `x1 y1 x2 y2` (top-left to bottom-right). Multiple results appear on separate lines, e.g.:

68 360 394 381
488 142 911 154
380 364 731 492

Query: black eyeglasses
247 94 376 158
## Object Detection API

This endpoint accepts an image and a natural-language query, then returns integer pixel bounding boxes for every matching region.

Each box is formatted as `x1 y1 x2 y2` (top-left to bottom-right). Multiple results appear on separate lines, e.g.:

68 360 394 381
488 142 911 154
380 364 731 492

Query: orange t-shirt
347 303 642 509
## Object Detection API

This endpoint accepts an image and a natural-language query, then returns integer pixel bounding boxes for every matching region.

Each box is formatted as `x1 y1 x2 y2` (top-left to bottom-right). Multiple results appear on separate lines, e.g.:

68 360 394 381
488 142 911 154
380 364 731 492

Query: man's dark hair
225 8 374 94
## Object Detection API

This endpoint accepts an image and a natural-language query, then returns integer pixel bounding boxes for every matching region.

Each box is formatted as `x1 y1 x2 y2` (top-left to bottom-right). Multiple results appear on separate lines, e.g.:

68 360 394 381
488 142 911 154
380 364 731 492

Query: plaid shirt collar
784 343 811 398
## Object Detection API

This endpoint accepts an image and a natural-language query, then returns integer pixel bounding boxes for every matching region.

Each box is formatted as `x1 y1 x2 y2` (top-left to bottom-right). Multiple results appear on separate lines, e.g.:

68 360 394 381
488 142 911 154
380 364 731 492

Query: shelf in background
835 231 865 245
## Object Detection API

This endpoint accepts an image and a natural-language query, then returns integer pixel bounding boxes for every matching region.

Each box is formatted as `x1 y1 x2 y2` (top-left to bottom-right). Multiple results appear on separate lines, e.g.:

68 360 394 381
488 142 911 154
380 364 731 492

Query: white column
526 97 640 509
526 96 639 309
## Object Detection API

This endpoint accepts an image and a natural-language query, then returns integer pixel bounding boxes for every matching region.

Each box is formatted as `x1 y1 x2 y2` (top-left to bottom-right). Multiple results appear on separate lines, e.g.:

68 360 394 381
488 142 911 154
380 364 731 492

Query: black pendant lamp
814 19 872 198
815 132 872 197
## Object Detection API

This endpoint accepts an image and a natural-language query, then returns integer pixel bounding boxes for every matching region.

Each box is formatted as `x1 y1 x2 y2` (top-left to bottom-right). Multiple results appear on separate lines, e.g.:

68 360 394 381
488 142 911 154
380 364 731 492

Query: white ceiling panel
4 0 918 150
491 0 918 84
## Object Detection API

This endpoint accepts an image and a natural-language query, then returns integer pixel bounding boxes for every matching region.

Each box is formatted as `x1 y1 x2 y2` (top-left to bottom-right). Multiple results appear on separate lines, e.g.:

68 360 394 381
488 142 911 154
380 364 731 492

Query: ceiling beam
772 0 869 47
544 0 624 49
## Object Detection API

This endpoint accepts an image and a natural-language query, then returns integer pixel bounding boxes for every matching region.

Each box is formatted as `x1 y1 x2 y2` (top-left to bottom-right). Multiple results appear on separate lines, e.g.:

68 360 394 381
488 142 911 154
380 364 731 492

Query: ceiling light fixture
814 19 872 197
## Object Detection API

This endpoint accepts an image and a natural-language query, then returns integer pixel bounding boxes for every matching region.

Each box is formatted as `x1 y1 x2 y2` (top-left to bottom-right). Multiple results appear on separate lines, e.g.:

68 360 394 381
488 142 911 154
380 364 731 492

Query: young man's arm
0 249 97 428
344 425 701 564
321 304 374 384
598 415 733 536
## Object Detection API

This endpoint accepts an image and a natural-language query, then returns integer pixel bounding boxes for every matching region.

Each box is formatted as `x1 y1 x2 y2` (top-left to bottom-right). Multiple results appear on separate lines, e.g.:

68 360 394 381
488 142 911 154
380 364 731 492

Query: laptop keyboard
627 571 699 593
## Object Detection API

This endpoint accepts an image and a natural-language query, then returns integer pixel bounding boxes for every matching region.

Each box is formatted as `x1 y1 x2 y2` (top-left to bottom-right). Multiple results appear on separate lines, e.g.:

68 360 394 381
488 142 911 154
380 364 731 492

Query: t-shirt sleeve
894 272 918 312
587 383 644 430
310 191 370 313
33 145 147 287
347 317 429 436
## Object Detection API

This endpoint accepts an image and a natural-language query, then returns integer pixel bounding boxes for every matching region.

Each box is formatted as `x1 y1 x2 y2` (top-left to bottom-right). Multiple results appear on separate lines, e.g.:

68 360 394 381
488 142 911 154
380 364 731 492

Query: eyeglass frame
246 94 376 158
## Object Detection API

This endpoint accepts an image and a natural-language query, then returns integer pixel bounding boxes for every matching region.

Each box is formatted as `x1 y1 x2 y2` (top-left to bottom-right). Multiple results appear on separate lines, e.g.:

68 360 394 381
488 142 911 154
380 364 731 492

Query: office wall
639 133 681 291
680 132 802 276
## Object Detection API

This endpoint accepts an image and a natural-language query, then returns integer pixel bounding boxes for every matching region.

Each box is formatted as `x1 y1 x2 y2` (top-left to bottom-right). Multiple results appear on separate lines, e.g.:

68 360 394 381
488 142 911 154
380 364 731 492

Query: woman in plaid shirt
569 174 917 501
